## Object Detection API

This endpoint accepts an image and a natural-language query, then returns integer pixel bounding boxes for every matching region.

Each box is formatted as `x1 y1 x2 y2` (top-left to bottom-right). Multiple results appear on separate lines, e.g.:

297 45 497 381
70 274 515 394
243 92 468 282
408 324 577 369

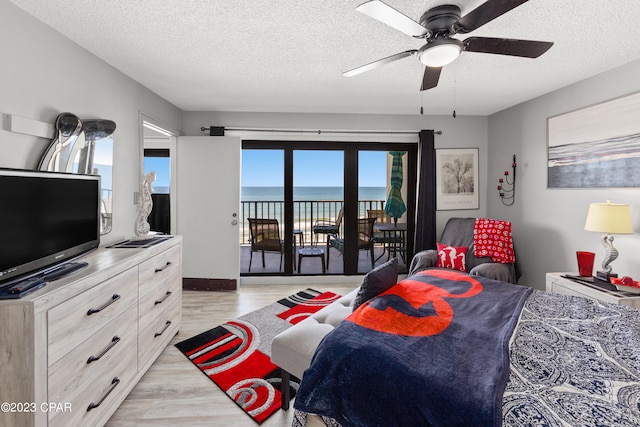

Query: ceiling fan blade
457 0 529 33
357 0 429 37
343 50 416 77
420 66 442 91
463 37 553 58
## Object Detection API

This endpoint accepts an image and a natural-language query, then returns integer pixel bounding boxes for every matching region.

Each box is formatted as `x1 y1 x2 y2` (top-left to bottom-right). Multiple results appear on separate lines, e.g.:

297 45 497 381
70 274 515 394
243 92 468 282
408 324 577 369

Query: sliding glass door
294 150 344 274
241 141 416 276
359 151 395 273
240 149 286 274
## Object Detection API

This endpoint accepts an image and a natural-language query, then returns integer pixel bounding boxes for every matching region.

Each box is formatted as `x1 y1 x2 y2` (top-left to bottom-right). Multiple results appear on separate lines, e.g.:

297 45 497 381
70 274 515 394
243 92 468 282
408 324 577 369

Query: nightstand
546 272 640 308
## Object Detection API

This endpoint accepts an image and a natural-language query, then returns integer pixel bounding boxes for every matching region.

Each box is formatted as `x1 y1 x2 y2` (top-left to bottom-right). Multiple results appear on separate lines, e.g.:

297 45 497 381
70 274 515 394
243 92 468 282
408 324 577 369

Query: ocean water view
242 186 386 201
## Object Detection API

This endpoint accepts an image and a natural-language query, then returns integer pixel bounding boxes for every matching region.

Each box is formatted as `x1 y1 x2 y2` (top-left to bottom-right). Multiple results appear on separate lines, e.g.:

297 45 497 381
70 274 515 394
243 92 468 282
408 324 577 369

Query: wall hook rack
497 154 517 206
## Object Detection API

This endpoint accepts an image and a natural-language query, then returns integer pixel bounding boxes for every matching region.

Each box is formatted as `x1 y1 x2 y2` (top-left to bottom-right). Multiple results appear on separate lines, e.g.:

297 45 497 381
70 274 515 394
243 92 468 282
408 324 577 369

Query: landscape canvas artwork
436 148 479 210
548 91 640 188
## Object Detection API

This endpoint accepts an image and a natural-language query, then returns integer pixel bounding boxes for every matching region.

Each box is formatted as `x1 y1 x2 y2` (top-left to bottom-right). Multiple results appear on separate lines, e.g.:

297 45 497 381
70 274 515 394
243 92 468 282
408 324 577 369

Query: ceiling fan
344 0 554 91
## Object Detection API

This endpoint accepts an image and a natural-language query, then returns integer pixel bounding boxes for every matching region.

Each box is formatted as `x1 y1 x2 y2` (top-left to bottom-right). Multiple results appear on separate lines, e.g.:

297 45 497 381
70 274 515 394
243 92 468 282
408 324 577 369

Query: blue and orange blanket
293 270 532 427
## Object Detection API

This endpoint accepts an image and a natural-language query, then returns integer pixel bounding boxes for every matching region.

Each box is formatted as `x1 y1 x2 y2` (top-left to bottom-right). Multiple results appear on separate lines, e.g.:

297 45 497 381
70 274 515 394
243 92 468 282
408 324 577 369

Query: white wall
487 59 640 289
0 1 182 242
182 111 490 233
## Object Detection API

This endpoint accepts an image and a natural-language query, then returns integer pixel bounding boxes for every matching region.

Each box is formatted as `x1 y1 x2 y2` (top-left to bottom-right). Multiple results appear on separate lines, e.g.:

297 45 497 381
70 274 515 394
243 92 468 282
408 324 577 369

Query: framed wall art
436 148 479 210
548 91 640 188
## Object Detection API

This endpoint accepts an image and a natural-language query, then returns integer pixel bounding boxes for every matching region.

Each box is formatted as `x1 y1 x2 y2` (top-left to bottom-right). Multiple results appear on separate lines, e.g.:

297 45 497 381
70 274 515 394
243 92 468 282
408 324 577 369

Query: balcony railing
240 199 385 244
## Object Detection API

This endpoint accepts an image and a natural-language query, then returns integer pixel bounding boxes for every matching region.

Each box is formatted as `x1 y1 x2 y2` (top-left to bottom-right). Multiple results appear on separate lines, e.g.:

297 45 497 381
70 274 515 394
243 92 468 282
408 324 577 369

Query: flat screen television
0 168 100 287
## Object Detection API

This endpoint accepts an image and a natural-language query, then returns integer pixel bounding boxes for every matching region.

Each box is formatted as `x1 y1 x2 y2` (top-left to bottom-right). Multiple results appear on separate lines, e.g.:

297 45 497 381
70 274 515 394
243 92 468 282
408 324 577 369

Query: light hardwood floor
106 283 357 427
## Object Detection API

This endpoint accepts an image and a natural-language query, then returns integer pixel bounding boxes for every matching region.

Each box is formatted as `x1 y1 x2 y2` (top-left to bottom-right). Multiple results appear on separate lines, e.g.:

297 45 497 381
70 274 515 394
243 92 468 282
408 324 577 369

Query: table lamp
584 200 633 281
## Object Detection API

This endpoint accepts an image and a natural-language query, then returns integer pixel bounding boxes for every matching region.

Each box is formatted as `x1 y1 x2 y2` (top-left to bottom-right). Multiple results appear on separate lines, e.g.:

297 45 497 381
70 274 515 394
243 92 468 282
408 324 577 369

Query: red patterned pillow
436 243 468 272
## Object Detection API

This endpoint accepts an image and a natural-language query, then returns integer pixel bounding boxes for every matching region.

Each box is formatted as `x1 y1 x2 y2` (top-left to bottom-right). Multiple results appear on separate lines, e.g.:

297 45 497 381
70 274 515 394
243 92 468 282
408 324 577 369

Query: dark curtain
149 193 171 234
414 130 436 253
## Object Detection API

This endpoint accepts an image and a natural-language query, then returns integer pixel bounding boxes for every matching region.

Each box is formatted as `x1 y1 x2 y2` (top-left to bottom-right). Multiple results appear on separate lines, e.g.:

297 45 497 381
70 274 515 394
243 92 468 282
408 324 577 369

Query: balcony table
298 247 326 274
374 222 406 263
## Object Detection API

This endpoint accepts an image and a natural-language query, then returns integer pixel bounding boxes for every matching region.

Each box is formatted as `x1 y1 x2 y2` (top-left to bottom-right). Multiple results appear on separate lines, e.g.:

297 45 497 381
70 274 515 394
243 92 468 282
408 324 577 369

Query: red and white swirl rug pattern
175 288 340 424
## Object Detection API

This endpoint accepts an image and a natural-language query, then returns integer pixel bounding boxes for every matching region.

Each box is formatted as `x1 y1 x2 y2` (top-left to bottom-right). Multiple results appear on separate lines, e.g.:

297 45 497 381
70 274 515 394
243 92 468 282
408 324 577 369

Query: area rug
175 288 341 424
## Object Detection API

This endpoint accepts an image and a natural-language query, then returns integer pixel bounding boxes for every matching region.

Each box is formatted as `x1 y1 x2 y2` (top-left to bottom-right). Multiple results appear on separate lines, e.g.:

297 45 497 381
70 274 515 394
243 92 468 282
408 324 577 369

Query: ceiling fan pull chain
452 77 457 118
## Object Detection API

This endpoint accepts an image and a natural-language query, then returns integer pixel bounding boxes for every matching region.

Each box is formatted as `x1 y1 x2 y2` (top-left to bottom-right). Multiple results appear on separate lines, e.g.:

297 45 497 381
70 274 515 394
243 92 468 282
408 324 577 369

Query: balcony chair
312 206 343 245
327 217 377 270
408 217 517 284
367 209 401 260
247 218 284 273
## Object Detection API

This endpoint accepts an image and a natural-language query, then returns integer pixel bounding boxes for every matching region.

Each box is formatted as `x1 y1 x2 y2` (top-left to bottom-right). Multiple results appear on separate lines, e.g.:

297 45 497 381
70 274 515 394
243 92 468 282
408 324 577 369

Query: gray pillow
352 257 399 311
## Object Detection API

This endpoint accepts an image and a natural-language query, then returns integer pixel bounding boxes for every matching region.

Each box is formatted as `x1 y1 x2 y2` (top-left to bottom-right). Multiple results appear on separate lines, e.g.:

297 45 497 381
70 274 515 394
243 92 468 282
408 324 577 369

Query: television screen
0 169 100 285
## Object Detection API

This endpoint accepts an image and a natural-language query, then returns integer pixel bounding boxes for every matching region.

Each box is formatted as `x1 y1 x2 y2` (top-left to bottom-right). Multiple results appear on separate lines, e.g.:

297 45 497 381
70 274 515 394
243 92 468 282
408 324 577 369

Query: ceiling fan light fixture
418 38 463 67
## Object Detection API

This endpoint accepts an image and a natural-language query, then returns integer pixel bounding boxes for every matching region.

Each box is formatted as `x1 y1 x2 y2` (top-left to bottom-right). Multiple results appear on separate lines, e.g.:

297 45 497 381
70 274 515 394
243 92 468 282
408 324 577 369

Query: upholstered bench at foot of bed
271 289 358 410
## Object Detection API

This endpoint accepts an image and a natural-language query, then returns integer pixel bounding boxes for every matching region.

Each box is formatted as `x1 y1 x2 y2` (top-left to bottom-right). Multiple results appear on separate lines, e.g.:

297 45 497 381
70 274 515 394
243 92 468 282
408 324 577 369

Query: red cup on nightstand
576 251 595 277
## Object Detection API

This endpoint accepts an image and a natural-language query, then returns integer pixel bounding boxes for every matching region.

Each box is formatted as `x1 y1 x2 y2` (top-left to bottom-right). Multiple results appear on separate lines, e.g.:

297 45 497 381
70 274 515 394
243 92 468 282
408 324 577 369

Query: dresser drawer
548 281 588 298
138 269 181 333
48 343 137 427
139 245 181 298
48 307 138 404
48 267 138 366
138 297 180 370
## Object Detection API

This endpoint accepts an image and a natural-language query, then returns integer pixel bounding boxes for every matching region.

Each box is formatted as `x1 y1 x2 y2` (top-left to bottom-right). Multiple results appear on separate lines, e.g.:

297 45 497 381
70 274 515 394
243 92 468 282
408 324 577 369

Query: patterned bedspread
293 289 640 426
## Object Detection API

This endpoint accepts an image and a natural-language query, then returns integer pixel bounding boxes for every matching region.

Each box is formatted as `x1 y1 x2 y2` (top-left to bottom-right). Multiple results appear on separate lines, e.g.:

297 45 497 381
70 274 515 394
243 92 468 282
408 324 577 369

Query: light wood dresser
0 236 182 427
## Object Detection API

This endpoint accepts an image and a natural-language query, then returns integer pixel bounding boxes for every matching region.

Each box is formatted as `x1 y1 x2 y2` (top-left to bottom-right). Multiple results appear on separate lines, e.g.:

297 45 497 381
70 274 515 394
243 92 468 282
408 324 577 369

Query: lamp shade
584 200 633 234
417 39 463 67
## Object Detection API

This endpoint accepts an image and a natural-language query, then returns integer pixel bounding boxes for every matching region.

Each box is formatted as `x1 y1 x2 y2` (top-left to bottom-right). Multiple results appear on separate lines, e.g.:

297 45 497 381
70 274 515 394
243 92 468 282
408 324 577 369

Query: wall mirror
39 112 115 235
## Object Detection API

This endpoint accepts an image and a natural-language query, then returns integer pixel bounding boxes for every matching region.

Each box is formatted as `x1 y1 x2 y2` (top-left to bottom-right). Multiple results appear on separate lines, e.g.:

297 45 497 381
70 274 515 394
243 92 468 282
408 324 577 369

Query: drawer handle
87 294 121 315
87 336 121 364
87 377 120 412
154 291 172 305
154 320 172 338
155 261 173 273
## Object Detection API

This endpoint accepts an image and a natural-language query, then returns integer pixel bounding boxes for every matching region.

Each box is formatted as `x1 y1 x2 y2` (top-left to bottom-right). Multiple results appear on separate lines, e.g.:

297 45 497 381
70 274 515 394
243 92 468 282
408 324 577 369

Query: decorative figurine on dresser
135 171 156 237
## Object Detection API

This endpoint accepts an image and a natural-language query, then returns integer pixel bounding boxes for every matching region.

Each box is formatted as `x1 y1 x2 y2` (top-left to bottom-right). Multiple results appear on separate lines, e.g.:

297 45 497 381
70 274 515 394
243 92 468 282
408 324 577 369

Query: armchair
327 217 377 270
409 217 517 283
312 206 343 245
247 218 284 273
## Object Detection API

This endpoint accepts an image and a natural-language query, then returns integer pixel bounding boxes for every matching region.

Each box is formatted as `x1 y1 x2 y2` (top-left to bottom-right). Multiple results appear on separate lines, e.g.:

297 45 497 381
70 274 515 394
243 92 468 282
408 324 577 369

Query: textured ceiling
9 0 640 116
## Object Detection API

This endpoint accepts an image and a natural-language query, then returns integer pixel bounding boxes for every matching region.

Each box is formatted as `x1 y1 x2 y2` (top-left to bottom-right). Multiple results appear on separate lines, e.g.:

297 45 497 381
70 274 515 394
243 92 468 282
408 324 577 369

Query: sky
144 149 389 190
241 149 387 187
144 157 171 187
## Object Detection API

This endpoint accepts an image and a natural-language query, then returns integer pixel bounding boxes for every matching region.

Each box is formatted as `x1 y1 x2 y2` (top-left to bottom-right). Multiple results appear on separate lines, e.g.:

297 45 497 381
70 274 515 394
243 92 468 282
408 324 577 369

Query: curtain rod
200 126 442 136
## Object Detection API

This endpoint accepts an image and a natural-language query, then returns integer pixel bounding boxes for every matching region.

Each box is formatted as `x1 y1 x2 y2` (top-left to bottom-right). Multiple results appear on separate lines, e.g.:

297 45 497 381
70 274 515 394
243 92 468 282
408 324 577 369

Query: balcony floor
240 243 407 275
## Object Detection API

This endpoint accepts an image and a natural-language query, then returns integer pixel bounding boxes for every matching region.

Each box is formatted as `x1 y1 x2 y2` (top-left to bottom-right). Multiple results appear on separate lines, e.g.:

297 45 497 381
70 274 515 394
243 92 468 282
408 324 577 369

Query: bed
290 269 640 426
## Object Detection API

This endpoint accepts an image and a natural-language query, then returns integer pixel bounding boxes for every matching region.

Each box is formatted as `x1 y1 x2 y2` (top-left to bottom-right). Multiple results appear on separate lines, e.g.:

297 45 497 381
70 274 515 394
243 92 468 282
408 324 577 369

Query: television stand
43 261 88 281
0 236 182 427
